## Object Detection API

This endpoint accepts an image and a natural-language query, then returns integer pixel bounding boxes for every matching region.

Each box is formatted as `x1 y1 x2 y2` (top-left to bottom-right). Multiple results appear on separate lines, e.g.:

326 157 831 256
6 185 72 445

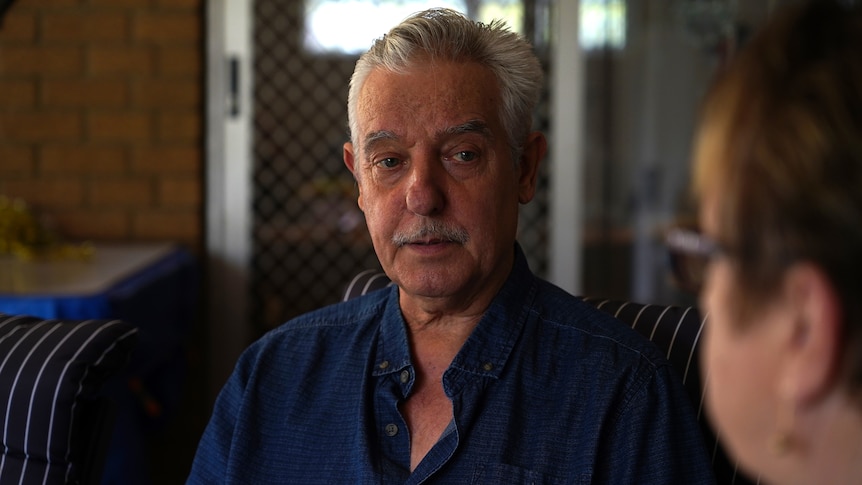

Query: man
188 8 715 483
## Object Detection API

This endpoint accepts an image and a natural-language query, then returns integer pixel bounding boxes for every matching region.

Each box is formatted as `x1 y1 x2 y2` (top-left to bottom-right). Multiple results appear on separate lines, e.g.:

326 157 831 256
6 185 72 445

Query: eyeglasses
664 226 725 294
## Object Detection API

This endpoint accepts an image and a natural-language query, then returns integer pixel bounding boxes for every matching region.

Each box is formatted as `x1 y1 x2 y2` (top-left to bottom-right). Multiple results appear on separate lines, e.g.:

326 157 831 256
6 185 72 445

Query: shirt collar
372 243 537 388
372 293 412 378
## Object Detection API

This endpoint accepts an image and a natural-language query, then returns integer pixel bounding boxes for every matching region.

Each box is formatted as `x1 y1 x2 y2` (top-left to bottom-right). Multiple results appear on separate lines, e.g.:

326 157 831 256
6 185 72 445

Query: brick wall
0 0 203 251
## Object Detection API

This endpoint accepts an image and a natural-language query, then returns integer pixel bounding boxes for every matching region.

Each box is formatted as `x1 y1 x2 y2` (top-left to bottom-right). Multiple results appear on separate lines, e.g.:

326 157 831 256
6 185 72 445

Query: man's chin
391 268 464 299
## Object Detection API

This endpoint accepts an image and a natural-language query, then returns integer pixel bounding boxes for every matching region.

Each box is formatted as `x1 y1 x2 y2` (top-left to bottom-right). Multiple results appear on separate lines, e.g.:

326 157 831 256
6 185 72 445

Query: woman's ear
779 263 843 406
518 131 547 204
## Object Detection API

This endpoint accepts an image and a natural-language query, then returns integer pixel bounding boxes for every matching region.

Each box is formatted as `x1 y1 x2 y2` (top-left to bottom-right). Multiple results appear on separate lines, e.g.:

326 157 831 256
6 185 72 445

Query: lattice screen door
250 1 550 334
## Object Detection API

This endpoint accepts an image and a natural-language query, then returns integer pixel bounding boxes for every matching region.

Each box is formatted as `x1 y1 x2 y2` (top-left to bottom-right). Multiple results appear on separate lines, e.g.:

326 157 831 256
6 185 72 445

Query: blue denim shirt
188 247 715 484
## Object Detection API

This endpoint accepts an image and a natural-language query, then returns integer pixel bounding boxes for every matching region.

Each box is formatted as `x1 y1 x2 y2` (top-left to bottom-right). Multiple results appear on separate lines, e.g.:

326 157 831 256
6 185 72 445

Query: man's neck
400 315 474 473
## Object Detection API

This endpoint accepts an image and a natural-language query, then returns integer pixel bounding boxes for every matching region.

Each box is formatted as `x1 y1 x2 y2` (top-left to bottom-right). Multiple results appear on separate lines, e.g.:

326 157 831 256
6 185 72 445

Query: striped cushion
581 300 705 415
342 269 396 302
0 313 138 485
581 299 757 485
343 272 759 485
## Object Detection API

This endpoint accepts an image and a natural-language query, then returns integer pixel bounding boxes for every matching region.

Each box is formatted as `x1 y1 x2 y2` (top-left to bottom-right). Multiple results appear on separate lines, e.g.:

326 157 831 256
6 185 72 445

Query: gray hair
346 8 543 162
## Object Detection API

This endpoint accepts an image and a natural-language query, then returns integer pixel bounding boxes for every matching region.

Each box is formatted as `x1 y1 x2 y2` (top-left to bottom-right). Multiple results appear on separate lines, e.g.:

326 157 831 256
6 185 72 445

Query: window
580 0 626 50
304 0 525 55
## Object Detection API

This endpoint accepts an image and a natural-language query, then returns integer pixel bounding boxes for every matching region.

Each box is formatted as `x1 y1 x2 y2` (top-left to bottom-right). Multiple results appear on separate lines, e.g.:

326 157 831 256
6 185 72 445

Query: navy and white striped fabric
344 271 759 485
0 313 138 485
341 269 396 302
581 299 758 485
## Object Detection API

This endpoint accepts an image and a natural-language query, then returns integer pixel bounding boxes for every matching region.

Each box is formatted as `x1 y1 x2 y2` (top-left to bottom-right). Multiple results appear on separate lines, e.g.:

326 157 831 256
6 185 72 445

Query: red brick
41 12 128 43
88 177 152 206
1 178 84 206
17 0 80 6
42 79 127 107
133 209 199 241
40 145 126 174
88 112 150 142
152 0 200 9
132 145 199 173
0 145 35 174
158 176 200 207
0 46 83 76
88 46 154 76
0 80 37 108
156 111 200 142
133 12 200 44
133 79 199 108
52 209 130 240
0 112 81 141
157 45 201 77
0 11 37 43
88 0 151 7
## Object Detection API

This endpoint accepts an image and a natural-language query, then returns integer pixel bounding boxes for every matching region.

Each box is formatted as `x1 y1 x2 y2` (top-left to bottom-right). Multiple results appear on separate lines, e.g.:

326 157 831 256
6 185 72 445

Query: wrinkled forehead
354 63 502 146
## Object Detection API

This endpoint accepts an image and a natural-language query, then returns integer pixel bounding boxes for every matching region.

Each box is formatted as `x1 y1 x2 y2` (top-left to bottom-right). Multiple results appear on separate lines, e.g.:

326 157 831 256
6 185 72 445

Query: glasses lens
665 227 718 293
668 247 709 293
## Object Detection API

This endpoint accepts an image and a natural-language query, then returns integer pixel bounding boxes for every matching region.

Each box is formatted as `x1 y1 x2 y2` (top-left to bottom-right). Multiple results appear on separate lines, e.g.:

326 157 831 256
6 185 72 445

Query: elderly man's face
343 60 542 305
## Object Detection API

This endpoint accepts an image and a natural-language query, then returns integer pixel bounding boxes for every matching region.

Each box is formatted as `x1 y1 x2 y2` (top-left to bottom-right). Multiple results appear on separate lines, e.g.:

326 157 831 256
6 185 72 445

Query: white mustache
392 220 469 247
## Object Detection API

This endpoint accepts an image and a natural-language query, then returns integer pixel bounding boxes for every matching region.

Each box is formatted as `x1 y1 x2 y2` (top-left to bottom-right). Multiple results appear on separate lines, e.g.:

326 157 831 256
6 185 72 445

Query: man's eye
377 157 401 169
454 151 477 162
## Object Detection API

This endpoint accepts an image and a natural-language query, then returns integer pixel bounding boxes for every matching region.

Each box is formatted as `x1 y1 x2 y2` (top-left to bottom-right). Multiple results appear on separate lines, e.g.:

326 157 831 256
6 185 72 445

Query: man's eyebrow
444 120 492 139
360 121 491 158
362 130 398 159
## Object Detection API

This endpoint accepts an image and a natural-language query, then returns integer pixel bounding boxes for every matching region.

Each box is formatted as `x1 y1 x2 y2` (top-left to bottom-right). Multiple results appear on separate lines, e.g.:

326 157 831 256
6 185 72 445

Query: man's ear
343 141 363 212
343 141 358 173
779 263 843 406
518 131 547 204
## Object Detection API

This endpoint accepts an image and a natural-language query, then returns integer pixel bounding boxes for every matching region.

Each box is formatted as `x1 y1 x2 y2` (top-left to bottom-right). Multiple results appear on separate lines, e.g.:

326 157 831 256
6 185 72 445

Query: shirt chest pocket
471 463 590 485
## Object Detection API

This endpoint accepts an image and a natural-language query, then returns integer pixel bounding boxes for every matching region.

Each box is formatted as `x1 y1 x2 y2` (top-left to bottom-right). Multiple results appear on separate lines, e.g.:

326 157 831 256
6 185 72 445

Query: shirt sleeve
186 344 259 484
593 360 717 484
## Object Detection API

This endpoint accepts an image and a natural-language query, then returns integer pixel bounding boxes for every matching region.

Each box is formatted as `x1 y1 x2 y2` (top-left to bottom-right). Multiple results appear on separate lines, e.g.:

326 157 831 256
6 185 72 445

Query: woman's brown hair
693 0 862 391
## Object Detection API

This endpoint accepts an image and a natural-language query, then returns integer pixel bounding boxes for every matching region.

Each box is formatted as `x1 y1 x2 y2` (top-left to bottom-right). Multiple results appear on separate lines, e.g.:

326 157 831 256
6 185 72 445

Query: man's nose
405 156 446 216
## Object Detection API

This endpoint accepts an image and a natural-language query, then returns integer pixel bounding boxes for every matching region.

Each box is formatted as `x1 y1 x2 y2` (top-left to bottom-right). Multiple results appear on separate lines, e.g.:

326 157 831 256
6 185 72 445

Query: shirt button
385 423 399 436
379 360 390 370
483 362 494 371
400 370 410 383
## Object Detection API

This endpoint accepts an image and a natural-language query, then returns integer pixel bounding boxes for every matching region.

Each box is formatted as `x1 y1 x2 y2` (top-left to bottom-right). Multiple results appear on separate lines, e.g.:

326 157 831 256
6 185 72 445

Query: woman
672 0 862 483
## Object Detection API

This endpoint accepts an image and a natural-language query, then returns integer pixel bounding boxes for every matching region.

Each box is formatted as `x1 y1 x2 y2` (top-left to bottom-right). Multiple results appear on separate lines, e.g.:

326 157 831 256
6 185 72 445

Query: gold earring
771 430 793 455
770 402 795 455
